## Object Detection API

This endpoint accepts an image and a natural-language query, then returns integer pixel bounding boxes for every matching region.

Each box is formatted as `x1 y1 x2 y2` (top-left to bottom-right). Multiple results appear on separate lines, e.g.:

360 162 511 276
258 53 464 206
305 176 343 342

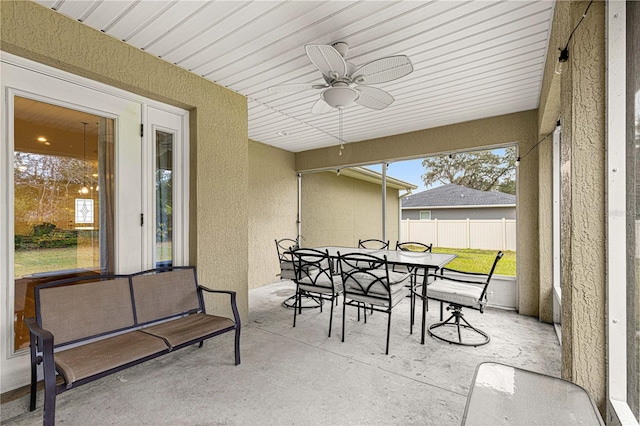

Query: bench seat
55 331 168 385
141 313 235 350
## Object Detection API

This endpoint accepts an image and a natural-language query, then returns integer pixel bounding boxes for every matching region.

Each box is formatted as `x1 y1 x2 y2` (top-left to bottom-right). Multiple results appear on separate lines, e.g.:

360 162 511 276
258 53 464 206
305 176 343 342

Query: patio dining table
312 246 457 344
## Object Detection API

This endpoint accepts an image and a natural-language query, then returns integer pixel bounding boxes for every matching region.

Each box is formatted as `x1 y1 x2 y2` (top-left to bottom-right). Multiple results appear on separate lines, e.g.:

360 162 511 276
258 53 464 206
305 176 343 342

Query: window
420 210 431 220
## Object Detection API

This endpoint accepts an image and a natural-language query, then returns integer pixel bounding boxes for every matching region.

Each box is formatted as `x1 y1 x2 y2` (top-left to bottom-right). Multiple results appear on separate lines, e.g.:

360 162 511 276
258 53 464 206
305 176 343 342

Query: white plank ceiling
34 0 556 153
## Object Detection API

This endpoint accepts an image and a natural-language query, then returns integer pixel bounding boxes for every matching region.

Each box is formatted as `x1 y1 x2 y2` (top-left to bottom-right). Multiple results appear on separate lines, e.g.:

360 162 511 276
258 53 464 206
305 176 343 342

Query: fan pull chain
338 107 344 156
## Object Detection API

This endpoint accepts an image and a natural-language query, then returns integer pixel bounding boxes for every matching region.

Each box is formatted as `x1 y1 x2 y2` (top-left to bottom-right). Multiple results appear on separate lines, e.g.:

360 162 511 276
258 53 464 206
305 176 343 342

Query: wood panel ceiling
34 0 555 153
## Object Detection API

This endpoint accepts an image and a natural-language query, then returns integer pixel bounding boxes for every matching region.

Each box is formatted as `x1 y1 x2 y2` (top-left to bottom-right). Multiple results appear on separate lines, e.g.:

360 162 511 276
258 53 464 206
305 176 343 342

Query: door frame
0 52 189 393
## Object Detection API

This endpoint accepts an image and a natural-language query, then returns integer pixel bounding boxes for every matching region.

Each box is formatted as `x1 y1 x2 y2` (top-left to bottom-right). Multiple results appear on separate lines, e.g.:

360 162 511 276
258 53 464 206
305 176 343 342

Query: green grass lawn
431 247 516 276
14 242 173 278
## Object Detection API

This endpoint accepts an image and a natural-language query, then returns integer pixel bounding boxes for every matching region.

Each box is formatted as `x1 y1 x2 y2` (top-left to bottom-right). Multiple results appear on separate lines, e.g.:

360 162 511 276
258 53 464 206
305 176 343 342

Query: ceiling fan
268 42 413 114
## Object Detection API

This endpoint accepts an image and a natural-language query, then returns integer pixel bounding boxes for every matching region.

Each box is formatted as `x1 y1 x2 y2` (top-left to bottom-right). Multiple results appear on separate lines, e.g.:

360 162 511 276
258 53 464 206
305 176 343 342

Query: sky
364 148 510 194
365 159 428 193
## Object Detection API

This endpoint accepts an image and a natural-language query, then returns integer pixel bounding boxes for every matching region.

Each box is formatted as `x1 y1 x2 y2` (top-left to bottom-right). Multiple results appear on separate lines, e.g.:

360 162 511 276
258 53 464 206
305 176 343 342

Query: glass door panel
156 130 173 267
13 96 114 351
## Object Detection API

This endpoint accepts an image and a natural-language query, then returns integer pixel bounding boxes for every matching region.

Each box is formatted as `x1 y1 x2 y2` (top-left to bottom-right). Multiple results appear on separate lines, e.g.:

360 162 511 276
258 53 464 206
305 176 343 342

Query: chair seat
348 285 409 307
299 275 343 295
428 279 484 308
345 270 410 295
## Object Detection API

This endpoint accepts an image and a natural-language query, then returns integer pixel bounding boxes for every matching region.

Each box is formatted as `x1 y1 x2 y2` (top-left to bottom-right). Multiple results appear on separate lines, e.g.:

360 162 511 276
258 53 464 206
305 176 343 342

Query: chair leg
341 296 347 342
328 295 334 337
427 305 490 347
293 289 299 328
385 311 392 355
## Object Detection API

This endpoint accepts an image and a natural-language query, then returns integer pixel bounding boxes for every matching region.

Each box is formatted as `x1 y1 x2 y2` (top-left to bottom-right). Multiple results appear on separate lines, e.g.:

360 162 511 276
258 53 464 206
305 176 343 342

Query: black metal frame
290 248 341 337
338 252 410 355
357 238 390 250
26 266 241 426
275 238 323 310
418 251 504 347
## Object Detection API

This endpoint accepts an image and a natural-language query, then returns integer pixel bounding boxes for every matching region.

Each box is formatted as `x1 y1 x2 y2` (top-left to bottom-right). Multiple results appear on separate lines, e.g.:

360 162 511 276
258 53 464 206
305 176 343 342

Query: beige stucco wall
536 0 607 413
301 171 400 249
563 0 606 412
1 0 248 357
295 111 539 317
248 140 298 289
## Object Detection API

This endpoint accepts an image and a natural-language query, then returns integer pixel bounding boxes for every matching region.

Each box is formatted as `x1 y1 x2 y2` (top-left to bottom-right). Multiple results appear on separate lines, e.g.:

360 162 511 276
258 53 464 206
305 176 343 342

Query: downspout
297 173 302 244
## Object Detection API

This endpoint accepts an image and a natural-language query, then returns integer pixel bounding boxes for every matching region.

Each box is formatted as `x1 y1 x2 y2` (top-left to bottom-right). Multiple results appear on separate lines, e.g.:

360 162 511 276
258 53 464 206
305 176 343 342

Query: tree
421 147 516 194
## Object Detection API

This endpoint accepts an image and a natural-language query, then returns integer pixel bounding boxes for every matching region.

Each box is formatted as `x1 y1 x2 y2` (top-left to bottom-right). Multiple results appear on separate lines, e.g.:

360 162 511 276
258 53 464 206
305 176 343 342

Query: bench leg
234 326 241 365
42 357 56 426
29 333 38 411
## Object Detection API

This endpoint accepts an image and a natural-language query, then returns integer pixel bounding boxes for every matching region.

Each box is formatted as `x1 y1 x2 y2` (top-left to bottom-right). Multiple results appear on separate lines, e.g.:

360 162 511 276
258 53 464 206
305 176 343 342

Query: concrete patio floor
1 280 561 425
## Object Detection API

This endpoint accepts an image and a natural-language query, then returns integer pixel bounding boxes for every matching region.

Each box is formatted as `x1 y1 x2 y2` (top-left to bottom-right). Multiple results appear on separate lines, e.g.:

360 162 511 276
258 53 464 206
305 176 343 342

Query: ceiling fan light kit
321 84 359 109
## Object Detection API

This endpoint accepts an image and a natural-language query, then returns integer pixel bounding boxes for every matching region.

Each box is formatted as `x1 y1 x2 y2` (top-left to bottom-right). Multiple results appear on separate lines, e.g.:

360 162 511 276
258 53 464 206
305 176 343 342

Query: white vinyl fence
401 218 516 251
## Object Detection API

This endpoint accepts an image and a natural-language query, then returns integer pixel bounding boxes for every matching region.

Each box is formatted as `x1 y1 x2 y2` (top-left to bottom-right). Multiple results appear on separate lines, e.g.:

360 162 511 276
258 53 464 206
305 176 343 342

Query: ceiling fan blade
268 83 327 93
311 98 333 115
305 45 347 80
351 55 413 85
355 86 395 110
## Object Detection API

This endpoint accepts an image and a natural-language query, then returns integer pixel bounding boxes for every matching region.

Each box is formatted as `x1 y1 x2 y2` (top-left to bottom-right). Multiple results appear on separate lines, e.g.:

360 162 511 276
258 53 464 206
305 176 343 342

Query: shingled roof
402 184 515 208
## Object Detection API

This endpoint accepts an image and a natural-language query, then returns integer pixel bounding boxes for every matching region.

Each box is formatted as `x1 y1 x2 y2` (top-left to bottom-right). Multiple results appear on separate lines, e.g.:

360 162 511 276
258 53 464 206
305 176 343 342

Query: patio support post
297 173 302 242
382 163 387 241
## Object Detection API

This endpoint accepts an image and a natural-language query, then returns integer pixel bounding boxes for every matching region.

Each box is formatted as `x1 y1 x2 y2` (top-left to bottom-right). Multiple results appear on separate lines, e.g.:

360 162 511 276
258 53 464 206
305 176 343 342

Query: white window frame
552 125 562 342
419 210 432 220
606 2 639 425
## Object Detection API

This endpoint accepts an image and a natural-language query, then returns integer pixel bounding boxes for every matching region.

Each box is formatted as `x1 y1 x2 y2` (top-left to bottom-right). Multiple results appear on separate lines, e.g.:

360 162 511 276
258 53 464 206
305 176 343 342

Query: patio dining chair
338 252 411 355
394 241 433 328
291 248 343 337
423 251 504 347
358 239 389 250
275 238 298 281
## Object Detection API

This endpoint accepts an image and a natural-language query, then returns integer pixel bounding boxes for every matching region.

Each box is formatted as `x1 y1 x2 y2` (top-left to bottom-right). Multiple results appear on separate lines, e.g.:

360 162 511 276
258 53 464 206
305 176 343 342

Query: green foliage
14 222 78 251
421 147 516 194
431 247 516 276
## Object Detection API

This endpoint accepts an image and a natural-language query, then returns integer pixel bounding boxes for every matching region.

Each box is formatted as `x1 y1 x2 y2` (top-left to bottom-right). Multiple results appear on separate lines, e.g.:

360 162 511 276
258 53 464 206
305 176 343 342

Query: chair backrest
486 251 504 281
440 251 504 305
275 238 299 280
338 252 393 300
358 239 389 250
290 248 335 289
396 241 432 252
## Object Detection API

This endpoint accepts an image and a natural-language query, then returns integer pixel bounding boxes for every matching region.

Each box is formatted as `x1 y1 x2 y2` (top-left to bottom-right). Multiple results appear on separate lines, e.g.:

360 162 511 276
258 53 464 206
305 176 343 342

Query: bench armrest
25 317 54 343
197 287 241 329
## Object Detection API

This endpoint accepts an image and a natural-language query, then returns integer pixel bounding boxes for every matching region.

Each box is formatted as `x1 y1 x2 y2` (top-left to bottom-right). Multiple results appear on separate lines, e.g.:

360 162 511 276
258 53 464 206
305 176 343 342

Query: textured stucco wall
540 0 606 412
301 172 400 249
1 0 249 390
248 140 297 289
295 111 539 317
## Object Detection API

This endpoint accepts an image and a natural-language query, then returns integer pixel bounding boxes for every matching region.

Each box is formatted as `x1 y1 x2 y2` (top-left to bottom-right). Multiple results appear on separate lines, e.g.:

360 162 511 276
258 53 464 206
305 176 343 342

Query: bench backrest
37 277 134 346
130 267 201 325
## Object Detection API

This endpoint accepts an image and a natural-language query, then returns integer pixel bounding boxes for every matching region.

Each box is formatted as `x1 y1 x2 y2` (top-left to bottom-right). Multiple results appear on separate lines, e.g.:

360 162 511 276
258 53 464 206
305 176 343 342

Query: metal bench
26 266 241 426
